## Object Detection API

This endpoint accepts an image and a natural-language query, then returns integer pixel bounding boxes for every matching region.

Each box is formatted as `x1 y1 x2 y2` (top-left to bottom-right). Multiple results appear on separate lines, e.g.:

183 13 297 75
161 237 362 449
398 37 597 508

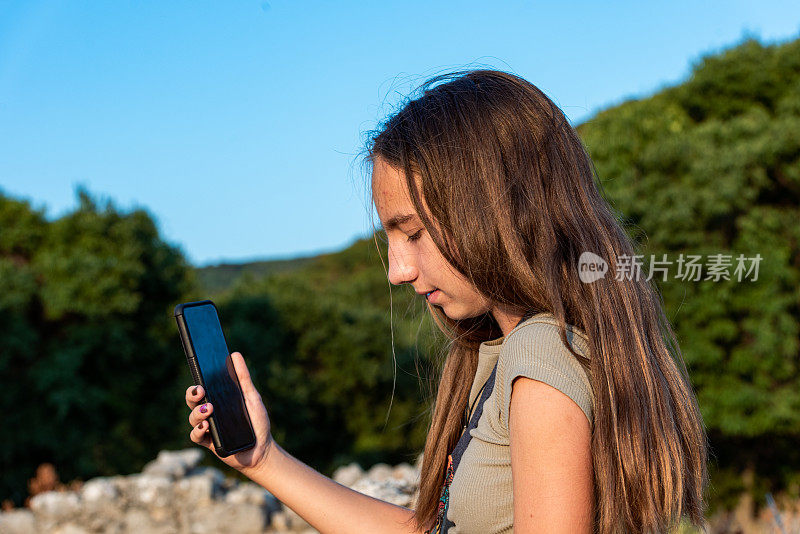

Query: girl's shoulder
494 312 594 428
504 311 590 354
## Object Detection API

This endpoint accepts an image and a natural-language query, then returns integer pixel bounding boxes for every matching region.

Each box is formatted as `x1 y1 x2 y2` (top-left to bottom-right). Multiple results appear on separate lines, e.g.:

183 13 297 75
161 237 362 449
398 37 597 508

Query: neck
491 305 525 337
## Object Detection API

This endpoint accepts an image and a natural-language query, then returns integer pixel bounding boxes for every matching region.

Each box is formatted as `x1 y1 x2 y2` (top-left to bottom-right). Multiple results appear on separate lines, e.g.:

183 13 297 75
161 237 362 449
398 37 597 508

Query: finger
229 353 271 439
190 419 212 447
186 385 205 409
231 352 260 399
188 402 213 427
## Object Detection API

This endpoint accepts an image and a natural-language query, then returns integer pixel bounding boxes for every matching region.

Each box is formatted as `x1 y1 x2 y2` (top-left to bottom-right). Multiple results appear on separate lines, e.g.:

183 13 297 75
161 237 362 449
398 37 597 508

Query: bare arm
509 376 594 533
186 352 422 534
242 442 420 534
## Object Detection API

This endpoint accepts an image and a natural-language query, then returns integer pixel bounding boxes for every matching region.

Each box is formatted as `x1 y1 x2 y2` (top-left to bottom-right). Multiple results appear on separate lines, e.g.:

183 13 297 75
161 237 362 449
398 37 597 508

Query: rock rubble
0 449 422 534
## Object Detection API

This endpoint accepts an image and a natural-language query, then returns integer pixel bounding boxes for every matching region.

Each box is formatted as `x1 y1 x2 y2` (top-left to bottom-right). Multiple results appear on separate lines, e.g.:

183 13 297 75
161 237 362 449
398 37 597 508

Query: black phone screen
182 303 254 451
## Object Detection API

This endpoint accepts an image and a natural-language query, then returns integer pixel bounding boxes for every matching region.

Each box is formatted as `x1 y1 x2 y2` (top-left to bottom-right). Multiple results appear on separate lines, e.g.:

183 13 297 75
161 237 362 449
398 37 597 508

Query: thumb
230 352 259 397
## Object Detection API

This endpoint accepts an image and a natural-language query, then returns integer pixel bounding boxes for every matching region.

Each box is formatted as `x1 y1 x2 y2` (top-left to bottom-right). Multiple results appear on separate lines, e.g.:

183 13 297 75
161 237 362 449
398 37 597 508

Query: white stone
189 502 267 534
81 477 118 503
142 448 204 480
0 509 37 534
215 503 267 534
350 477 415 507
187 466 226 488
131 474 174 507
270 507 311 531
392 462 419 484
225 482 280 512
29 491 81 517
51 524 90 534
175 466 230 506
83 510 126 534
270 509 291 531
123 508 174 534
365 463 394 482
176 474 216 505
332 462 364 487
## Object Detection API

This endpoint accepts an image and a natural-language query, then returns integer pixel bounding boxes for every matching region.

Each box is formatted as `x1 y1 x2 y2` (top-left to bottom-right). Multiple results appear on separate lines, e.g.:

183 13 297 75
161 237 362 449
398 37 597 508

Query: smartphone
174 299 256 457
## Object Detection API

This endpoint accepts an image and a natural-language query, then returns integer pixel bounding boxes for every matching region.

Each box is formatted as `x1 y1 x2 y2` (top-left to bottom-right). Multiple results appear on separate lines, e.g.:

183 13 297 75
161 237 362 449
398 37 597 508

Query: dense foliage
2 35 798 512
0 191 194 505
578 37 800 506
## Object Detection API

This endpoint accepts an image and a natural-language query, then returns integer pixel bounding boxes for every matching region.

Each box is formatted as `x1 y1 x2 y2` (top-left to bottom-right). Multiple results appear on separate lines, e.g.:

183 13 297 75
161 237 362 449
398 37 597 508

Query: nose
387 244 419 286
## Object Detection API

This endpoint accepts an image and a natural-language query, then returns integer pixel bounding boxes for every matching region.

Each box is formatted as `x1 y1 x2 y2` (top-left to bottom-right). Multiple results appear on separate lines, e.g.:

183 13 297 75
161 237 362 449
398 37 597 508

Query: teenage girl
185 69 708 533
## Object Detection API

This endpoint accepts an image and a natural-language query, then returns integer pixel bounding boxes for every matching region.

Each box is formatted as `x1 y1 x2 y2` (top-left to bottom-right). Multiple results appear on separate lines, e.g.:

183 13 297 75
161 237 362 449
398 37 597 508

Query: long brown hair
365 69 708 533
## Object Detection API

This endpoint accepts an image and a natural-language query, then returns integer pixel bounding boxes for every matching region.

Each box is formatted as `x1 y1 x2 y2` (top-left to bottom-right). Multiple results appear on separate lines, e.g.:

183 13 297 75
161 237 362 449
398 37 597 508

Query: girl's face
371 157 493 321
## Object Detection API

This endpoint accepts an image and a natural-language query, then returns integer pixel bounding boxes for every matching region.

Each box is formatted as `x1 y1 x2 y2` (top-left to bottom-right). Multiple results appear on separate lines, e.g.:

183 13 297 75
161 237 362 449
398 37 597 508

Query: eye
407 229 423 242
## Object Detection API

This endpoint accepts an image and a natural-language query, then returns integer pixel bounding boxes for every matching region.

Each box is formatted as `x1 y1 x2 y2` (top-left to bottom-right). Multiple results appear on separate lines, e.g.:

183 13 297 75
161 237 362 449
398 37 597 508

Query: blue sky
1 1 799 266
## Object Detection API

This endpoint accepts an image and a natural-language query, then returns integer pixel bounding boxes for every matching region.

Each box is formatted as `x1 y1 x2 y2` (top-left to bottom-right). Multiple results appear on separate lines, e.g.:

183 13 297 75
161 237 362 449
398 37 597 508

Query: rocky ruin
4 448 800 533
0 449 420 534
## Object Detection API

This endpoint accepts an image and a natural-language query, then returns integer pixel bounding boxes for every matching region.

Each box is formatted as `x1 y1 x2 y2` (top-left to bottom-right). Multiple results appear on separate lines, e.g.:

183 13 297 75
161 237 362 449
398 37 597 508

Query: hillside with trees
0 191 194 506
578 36 800 507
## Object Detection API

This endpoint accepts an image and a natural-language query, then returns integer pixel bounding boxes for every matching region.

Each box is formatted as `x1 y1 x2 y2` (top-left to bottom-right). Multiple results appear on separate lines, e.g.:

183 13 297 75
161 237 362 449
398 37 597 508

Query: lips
424 289 440 302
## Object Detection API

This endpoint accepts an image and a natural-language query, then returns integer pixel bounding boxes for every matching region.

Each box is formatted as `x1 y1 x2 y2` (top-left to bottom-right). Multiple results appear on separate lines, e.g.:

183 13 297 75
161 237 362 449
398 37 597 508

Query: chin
439 304 487 321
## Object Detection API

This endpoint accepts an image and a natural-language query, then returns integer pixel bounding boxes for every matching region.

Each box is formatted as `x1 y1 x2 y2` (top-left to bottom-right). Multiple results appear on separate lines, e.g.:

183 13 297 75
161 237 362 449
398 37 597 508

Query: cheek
418 242 449 279
441 267 490 308
417 237 485 305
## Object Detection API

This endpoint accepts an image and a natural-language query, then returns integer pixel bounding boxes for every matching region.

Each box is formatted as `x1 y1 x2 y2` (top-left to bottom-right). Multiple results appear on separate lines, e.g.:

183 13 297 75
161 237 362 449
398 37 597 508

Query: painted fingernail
192 386 198 396
198 421 204 429
200 404 207 413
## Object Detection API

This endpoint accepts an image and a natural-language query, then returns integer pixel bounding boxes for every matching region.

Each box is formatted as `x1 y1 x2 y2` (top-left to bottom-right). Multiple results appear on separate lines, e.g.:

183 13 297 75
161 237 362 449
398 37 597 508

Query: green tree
0 190 194 505
578 36 800 508
0 195 47 505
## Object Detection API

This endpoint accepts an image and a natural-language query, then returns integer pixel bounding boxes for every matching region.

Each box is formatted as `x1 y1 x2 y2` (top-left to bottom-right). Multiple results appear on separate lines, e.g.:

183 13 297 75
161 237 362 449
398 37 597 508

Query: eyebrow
381 213 417 231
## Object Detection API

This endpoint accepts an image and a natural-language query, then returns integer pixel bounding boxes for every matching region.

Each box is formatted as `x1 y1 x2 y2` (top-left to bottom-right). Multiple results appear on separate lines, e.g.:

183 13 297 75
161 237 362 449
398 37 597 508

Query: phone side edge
174 315 206 390
174 306 225 453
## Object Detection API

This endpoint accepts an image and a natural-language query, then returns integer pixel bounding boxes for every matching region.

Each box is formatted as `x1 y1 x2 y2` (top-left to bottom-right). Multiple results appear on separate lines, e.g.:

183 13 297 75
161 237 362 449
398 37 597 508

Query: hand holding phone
185 354 274 474
175 300 274 470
